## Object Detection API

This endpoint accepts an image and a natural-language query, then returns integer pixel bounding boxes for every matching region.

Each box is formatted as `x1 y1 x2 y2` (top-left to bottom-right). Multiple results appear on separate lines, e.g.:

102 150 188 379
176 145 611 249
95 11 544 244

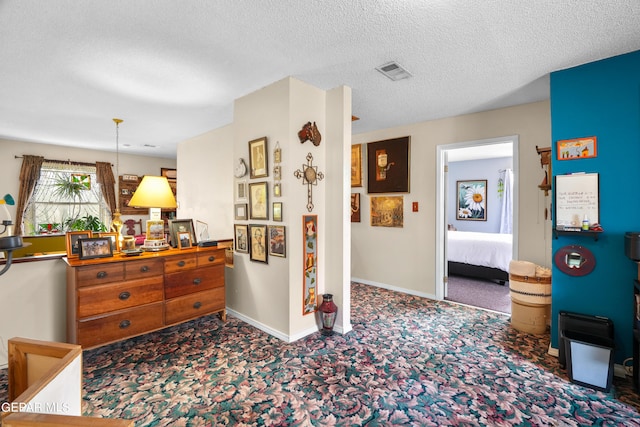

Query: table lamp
127 176 177 250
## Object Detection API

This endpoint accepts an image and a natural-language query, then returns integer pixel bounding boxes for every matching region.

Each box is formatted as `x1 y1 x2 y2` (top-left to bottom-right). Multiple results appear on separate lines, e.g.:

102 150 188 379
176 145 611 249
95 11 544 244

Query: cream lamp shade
128 176 177 220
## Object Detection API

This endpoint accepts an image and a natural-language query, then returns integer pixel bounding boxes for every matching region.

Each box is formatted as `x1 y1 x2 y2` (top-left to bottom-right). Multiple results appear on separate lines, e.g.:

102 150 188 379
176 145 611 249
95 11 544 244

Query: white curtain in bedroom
498 168 513 234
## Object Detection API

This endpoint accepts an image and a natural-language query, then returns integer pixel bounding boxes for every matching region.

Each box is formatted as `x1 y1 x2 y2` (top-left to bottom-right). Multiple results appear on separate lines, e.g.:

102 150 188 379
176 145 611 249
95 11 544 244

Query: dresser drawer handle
193 278 201 285
119 291 130 300
208 256 215 262
177 261 186 267
193 301 202 309
140 265 150 272
96 271 108 279
119 320 131 329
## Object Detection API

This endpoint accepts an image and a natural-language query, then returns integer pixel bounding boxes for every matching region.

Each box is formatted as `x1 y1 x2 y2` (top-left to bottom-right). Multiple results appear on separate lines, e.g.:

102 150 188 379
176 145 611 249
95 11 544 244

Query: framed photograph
234 224 249 254
351 193 361 222
351 144 362 187
97 232 119 252
122 174 138 181
161 168 177 181
274 143 281 164
249 181 268 220
456 180 487 221
235 203 248 220
268 225 286 258
236 180 247 201
249 224 268 263
121 188 130 195
274 182 281 197
370 195 404 227
273 202 283 222
177 231 192 249
366 136 410 193
146 220 165 240
557 136 597 160
169 219 197 248
78 237 113 260
274 165 281 180
66 230 92 258
249 136 268 179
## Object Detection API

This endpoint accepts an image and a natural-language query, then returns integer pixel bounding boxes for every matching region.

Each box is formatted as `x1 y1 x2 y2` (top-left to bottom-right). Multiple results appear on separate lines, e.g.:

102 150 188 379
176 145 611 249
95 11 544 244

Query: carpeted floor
446 274 511 313
2 282 639 426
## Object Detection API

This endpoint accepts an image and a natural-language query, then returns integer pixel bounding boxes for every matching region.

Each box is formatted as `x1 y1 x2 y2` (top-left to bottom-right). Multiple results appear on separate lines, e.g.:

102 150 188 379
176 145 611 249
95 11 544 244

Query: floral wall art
456 180 487 221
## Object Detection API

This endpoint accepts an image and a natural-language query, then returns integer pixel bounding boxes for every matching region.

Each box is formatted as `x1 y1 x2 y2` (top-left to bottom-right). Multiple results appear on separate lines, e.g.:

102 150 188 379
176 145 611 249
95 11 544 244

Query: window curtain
15 155 44 235
498 168 513 234
95 161 116 215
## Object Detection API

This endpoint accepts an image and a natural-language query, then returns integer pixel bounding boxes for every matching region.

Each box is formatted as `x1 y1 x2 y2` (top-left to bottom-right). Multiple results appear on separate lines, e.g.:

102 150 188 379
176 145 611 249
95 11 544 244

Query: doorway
434 136 519 307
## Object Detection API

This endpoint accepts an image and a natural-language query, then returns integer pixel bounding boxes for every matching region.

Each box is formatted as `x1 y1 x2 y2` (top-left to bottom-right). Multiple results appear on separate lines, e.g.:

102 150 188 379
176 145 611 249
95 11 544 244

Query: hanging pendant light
110 118 124 249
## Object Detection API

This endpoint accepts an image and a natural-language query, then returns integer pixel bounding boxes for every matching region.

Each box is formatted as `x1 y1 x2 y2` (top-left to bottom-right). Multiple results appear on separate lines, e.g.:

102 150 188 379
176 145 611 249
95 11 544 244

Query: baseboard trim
352 277 436 300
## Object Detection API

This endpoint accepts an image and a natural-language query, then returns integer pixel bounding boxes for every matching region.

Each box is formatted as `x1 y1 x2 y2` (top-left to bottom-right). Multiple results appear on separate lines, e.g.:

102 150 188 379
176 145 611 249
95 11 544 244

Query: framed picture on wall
456 180 487 221
366 136 410 193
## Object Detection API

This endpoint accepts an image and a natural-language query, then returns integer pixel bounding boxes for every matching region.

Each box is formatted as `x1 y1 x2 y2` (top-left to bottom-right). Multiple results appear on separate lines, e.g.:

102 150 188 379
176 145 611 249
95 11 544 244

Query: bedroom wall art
303 215 318 315
366 136 410 193
370 195 403 227
456 180 487 221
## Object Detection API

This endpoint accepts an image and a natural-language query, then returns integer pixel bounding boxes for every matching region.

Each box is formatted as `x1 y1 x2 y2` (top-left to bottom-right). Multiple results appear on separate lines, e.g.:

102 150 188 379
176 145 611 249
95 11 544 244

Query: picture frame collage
351 136 410 227
234 136 286 263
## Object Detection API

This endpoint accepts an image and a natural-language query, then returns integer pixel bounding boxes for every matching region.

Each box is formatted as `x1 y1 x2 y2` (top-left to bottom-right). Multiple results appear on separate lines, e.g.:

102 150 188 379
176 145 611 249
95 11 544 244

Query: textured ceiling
1 1 640 159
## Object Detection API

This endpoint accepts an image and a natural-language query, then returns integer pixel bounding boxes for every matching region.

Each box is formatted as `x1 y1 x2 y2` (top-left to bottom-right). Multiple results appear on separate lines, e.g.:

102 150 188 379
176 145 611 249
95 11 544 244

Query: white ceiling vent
376 61 412 81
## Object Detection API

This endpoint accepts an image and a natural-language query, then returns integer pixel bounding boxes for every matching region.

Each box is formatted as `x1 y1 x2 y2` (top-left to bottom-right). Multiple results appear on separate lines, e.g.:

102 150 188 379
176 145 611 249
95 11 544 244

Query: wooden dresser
65 245 228 348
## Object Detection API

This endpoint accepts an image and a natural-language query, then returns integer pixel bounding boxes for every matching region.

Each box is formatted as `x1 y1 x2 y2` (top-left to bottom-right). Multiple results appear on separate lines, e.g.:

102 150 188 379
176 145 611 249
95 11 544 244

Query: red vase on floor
319 294 338 335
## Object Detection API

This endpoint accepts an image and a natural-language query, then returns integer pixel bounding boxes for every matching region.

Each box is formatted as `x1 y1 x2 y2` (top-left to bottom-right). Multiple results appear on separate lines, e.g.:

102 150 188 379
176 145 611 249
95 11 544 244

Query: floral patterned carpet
3 282 640 426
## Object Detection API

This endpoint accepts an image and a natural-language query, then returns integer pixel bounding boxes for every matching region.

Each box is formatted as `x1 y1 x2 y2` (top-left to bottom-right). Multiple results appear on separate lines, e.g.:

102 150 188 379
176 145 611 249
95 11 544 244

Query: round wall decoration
554 244 596 276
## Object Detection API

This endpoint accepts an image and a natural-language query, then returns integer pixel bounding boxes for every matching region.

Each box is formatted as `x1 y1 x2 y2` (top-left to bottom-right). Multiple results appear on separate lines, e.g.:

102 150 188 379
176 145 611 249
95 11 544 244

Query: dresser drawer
164 264 224 299
165 287 225 325
197 250 225 267
77 277 164 318
77 302 164 348
125 258 164 279
76 263 124 287
164 254 197 274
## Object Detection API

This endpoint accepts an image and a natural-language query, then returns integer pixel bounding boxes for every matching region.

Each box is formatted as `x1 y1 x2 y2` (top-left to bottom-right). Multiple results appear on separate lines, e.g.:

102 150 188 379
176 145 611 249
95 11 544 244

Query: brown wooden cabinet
65 245 227 348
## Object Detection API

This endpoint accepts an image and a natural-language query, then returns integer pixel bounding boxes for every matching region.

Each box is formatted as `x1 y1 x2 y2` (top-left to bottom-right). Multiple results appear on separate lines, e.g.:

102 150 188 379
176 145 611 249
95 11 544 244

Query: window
22 161 111 235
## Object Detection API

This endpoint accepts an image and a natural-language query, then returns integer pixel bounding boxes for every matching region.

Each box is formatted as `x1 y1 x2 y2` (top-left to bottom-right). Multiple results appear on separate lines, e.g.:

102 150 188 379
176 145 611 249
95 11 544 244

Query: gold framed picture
146 220 165 240
351 144 362 187
249 181 268 220
249 136 268 179
66 230 92 258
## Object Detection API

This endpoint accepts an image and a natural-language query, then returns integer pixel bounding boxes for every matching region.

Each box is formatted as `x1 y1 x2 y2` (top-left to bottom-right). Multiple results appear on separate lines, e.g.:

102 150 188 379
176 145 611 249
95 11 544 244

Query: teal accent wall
550 50 640 363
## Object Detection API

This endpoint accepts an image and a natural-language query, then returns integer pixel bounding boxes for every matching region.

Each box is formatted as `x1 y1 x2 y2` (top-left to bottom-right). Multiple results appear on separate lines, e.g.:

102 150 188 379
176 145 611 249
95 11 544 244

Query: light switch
412 202 418 212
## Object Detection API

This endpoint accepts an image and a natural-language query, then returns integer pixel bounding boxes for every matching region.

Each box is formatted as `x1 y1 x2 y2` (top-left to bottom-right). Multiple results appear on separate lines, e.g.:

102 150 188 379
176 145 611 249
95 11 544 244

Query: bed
447 230 512 284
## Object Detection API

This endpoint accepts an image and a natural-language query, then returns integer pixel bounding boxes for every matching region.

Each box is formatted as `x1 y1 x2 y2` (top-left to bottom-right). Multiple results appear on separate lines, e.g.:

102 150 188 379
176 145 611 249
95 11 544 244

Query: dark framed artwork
234 224 249 254
78 237 113 260
456 180 487 221
268 225 286 258
249 224 268 263
366 136 410 193
351 193 361 223
169 219 197 247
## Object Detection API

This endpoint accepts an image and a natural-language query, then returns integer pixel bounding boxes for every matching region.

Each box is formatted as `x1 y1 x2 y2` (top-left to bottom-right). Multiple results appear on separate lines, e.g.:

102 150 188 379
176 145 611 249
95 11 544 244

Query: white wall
176 125 234 241
351 101 552 297
0 138 175 367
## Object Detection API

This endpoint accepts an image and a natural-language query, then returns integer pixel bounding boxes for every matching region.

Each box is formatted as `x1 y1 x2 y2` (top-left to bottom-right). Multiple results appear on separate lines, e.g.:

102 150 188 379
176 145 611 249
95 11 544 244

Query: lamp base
140 239 170 252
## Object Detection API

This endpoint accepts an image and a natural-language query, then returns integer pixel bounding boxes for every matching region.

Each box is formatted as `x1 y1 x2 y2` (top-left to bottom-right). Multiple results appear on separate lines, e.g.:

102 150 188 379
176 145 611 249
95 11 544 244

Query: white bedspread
447 231 513 272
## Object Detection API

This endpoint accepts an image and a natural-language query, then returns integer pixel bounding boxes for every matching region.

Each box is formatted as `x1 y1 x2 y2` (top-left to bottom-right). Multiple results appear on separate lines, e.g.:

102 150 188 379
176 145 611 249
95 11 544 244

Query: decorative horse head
298 121 322 146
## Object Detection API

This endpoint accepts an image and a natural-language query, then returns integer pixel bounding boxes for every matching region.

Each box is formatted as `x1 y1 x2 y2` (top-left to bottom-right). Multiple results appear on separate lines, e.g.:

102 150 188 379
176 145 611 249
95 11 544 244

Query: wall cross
294 152 324 212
